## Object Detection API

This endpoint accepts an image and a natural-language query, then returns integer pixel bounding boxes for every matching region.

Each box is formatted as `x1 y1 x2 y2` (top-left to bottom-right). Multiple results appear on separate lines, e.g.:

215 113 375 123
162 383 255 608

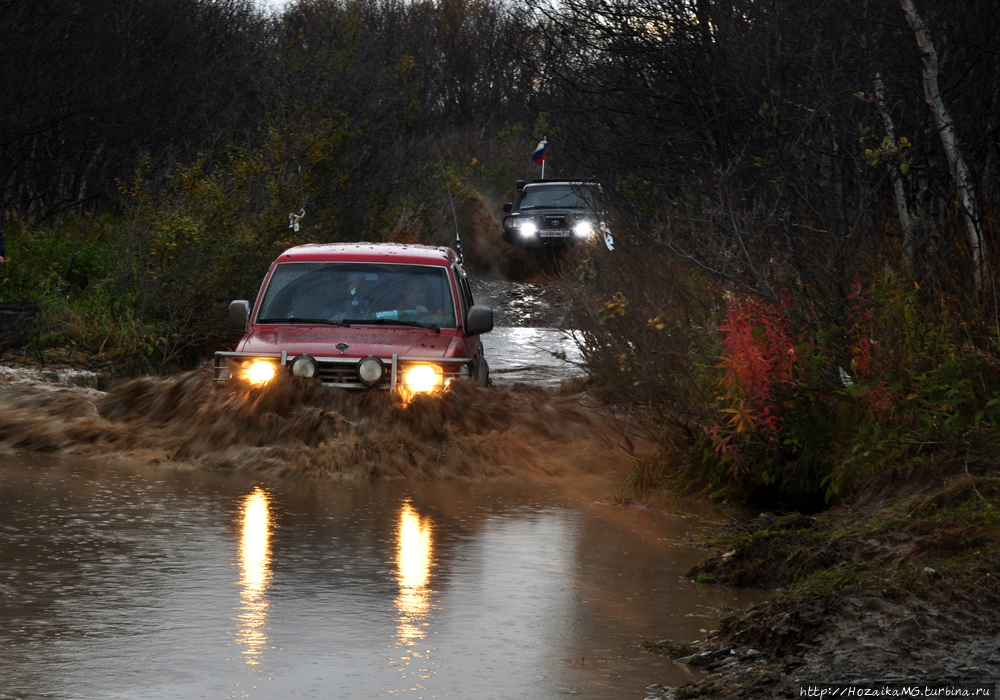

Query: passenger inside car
290 274 341 319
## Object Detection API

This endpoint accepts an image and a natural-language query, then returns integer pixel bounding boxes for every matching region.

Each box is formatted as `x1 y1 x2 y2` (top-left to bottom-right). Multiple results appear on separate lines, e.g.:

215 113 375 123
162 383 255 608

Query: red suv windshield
256 262 458 328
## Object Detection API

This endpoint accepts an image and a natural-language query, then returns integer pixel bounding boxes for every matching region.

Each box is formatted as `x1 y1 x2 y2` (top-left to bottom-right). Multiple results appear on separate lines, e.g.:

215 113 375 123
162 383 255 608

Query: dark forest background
4 0 1000 506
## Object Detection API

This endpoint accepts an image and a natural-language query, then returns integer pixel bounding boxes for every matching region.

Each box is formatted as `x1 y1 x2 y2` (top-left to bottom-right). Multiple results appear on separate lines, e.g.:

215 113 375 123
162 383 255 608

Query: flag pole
533 138 548 179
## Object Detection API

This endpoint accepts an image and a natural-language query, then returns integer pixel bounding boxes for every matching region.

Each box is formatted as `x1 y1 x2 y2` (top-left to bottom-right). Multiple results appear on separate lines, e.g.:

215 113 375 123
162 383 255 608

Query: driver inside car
396 278 443 317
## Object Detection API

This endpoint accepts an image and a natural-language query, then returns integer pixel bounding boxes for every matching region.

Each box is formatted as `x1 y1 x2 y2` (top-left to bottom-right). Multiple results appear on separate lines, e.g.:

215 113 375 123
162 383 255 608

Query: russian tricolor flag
532 140 546 165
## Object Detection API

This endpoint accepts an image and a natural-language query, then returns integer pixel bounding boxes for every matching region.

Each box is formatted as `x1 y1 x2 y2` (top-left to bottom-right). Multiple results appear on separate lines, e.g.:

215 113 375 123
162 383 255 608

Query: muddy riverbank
641 592 1000 699
638 481 1000 698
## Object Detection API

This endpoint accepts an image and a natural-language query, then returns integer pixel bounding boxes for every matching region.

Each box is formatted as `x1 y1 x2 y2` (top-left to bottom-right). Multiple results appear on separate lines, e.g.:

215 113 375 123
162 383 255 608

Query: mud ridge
641 482 1000 699
641 593 1000 699
0 366 633 480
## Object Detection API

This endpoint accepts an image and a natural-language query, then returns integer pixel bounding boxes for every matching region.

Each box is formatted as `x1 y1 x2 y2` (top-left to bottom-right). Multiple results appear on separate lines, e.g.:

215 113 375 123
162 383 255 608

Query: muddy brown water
1 280 765 698
0 453 765 700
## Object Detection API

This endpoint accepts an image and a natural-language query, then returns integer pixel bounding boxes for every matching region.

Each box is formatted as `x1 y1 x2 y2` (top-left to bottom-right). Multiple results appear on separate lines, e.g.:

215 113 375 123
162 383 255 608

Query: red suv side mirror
465 306 493 336
229 300 250 329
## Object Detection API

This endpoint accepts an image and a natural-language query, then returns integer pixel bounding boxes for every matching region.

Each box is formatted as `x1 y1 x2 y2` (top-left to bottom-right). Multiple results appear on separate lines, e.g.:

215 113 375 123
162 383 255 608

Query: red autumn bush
714 294 797 437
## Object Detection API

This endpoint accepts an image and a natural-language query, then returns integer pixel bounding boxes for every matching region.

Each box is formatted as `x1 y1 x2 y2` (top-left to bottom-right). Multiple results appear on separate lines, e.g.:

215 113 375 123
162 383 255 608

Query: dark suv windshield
517 184 598 211
256 262 457 327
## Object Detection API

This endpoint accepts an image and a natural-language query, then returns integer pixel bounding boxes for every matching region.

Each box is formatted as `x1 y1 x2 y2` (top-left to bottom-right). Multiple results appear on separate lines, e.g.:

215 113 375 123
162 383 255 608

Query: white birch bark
873 73 920 268
900 0 985 287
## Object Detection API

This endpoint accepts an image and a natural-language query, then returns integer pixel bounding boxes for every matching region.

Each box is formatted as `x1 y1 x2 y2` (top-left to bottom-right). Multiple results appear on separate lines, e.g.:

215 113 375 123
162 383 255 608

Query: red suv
213 243 492 397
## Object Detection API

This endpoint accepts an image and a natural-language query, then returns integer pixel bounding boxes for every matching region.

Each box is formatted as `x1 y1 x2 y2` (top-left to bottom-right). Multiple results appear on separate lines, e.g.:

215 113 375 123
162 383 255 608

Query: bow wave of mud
0 368 634 480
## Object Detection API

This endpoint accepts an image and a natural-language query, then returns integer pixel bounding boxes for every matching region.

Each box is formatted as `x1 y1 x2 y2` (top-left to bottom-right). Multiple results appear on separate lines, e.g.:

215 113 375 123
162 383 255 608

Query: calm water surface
0 453 763 699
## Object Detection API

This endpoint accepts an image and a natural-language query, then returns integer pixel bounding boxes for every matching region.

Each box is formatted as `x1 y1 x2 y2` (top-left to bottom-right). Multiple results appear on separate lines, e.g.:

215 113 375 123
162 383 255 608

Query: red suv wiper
358 318 441 333
257 317 352 327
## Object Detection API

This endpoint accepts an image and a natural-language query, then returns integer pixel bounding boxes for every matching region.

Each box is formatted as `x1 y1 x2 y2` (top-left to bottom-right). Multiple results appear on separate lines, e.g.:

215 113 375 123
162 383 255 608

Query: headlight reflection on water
395 500 433 642
236 487 272 665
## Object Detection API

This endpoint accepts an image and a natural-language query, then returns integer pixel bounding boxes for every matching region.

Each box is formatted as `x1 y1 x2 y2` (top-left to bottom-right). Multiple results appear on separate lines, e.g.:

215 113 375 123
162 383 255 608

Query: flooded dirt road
0 277 769 698
482 326 582 388
470 278 582 388
0 454 765 700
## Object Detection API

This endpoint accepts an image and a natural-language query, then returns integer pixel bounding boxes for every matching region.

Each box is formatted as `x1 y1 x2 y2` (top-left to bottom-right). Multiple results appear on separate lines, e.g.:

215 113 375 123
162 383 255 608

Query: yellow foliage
647 313 667 330
598 291 628 322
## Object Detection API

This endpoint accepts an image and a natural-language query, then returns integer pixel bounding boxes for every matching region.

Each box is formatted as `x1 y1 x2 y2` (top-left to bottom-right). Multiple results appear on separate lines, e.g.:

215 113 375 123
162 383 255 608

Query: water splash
0 367 631 480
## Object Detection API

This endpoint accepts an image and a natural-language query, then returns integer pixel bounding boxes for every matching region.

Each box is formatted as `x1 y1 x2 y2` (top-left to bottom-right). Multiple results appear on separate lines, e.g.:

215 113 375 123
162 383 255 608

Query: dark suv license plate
540 230 571 237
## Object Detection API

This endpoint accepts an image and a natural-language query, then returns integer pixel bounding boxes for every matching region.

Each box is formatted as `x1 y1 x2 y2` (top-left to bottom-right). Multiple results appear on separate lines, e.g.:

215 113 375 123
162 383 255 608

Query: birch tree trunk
873 72 922 274
900 0 985 289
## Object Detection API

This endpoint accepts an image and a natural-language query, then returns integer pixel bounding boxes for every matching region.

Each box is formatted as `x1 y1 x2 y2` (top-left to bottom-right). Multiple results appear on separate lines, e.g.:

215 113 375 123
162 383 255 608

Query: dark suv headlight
505 216 537 236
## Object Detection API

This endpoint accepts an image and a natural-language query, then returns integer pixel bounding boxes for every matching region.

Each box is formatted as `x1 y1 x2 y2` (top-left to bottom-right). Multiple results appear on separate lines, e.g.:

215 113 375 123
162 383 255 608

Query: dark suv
502 180 608 249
